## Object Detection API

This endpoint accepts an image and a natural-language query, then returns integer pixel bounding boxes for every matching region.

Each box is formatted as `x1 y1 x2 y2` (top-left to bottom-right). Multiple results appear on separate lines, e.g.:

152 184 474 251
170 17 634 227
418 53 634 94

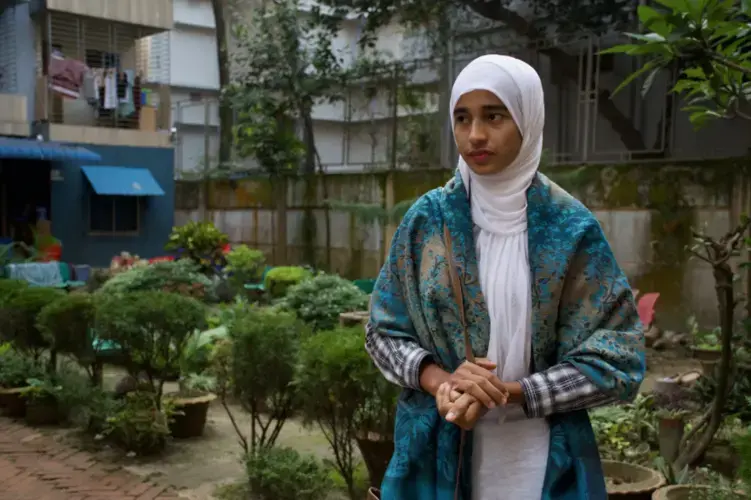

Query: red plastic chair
637 292 660 328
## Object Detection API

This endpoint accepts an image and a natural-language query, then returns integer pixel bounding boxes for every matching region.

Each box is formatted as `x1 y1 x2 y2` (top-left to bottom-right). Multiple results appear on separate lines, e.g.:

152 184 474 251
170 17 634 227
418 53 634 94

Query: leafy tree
313 0 652 151
228 0 398 267
605 0 751 127
608 0 751 473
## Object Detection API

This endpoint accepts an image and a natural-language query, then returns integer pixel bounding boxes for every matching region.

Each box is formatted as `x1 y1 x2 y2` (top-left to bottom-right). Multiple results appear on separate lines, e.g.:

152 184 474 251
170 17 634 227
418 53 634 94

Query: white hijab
450 55 545 385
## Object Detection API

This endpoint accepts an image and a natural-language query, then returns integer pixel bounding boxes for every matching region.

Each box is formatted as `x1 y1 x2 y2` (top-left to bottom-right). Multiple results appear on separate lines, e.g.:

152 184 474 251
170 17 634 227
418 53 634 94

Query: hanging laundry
81 69 100 106
48 53 89 99
118 69 136 119
103 70 118 110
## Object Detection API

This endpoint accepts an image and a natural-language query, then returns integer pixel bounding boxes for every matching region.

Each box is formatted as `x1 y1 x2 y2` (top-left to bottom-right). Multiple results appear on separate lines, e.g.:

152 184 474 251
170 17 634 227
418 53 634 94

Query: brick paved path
0 418 180 500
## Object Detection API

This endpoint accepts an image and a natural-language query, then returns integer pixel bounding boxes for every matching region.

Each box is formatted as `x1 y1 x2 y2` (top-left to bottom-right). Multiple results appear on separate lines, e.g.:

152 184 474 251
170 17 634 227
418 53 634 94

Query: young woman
365 54 645 499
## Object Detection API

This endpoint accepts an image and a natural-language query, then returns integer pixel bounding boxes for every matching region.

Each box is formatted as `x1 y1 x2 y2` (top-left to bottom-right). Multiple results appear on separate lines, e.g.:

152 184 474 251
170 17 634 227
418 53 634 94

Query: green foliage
589 394 657 463
284 274 369 332
0 279 29 306
225 245 266 289
165 221 229 273
245 446 333 500
295 326 399 498
36 292 97 363
95 291 207 392
264 266 312 299
20 376 62 401
0 348 44 388
103 391 175 455
0 287 65 352
99 260 216 302
228 307 308 451
736 422 751 486
604 0 751 127
179 326 229 377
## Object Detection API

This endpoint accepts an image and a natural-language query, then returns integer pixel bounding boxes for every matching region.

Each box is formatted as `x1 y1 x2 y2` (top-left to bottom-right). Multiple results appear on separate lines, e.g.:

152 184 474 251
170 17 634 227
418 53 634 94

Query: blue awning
0 137 101 162
81 166 165 196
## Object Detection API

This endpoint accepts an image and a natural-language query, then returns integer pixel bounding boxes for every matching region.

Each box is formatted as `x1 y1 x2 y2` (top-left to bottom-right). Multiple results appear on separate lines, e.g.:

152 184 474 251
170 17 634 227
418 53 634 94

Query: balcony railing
34 12 173 147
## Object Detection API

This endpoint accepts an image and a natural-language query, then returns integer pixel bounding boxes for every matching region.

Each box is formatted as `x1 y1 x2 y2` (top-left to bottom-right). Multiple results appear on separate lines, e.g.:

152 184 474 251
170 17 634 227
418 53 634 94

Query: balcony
35 12 173 148
45 0 173 33
0 93 29 137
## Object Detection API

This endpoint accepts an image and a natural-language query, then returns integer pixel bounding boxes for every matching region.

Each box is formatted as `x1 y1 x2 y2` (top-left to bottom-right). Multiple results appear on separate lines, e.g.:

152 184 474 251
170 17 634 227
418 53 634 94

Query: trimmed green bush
264 266 312 298
284 273 369 332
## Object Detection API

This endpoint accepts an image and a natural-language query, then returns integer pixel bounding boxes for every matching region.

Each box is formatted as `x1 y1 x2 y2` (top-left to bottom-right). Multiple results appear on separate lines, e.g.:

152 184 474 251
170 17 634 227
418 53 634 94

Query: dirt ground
51 349 700 499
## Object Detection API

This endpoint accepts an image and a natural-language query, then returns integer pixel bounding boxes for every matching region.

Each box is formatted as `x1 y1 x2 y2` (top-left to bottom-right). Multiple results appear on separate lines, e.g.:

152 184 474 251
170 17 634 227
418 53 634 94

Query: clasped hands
436 358 509 431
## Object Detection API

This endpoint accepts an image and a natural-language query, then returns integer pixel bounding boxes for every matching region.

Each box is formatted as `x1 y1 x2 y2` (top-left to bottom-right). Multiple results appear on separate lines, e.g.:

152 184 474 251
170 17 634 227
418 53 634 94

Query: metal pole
203 98 211 221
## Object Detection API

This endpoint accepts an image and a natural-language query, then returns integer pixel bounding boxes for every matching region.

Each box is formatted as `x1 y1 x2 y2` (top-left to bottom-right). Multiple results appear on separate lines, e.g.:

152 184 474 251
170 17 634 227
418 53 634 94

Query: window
89 194 140 234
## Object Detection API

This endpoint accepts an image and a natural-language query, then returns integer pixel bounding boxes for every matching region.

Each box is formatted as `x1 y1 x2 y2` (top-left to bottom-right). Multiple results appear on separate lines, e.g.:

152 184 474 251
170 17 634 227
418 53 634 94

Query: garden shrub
0 279 29 306
102 391 175 455
296 326 399 496
225 244 266 289
245 446 332 500
98 260 216 302
0 287 65 355
226 307 308 450
95 291 207 399
264 266 312 299
165 221 229 274
37 293 98 380
284 273 369 332
0 348 44 388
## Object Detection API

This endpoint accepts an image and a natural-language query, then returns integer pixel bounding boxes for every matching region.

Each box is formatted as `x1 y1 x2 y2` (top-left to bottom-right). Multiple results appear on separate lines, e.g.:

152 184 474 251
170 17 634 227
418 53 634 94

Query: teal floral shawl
370 171 645 499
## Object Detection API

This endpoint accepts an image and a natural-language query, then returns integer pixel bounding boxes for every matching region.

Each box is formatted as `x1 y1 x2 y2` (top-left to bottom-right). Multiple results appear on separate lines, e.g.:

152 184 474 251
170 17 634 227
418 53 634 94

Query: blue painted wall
50 144 175 266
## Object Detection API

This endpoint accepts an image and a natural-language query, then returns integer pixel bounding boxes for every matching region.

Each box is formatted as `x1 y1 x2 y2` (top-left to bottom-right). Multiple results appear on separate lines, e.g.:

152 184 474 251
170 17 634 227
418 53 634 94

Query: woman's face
453 90 522 176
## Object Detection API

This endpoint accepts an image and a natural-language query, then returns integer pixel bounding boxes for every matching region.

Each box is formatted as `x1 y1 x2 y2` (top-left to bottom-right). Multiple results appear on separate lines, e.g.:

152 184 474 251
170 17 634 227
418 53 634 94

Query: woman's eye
455 115 468 124
488 113 504 122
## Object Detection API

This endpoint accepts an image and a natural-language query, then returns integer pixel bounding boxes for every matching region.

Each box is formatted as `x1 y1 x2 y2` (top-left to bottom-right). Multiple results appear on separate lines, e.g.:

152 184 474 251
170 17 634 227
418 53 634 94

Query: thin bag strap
443 225 474 363
443 224 472 500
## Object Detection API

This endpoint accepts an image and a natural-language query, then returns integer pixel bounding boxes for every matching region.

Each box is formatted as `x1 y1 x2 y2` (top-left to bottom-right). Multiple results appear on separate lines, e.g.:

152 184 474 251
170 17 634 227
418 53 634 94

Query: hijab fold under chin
451 55 545 236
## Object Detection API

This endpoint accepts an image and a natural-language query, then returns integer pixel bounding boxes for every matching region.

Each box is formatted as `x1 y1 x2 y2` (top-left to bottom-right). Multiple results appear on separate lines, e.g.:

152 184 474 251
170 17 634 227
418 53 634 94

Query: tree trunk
463 2 647 152
211 0 233 167
674 261 735 469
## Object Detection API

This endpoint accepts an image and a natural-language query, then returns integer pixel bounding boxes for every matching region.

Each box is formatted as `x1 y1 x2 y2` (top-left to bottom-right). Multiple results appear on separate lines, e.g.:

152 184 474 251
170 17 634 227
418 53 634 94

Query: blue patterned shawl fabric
369 171 645 500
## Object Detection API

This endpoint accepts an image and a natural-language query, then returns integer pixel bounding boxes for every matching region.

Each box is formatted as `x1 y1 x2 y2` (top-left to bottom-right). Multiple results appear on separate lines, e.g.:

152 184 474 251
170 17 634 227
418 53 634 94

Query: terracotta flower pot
0 387 29 418
691 347 721 362
603 460 666 500
658 416 685 463
25 396 60 426
652 485 745 499
166 392 216 439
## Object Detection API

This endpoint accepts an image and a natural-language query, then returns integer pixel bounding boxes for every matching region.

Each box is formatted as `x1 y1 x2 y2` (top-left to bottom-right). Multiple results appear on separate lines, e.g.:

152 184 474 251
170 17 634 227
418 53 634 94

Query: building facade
0 0 175 266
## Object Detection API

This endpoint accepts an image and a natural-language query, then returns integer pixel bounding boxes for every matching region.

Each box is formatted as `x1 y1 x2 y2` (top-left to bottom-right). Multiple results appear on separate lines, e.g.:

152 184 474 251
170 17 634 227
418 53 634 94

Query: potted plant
0 349 44 417
95 290 207 408
0 286 66 371
283 273 369 332
295 325 399 496
21 377 62 426
652 485 745 499
688 317 722 366
165 373 217 439
36 292 104 386
602 459 666 500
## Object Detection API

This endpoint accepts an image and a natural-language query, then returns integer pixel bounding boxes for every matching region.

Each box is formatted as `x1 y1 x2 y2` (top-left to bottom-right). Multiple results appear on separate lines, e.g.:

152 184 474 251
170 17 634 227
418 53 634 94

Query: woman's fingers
475 357 497 371
445 393 474 423
449 377 506 408
456 361 508 395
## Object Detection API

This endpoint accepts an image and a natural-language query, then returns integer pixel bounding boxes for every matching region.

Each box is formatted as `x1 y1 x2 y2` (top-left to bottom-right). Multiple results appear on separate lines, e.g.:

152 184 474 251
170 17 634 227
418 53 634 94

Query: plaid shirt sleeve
365 321 432 390
518 362 616 418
